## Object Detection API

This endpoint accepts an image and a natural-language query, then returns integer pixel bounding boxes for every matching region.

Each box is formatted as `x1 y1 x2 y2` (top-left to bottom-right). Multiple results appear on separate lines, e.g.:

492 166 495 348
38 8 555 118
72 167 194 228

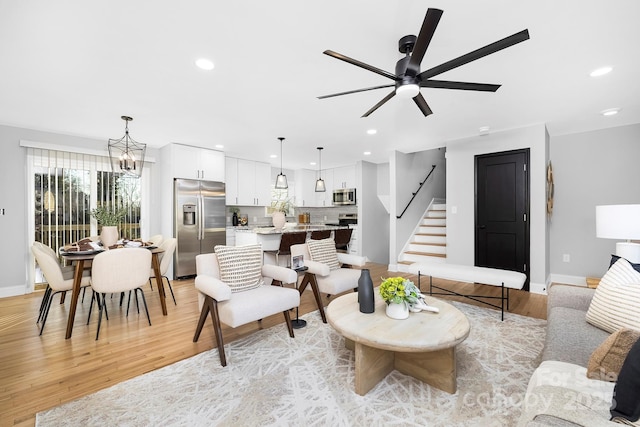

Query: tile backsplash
227 205 357 227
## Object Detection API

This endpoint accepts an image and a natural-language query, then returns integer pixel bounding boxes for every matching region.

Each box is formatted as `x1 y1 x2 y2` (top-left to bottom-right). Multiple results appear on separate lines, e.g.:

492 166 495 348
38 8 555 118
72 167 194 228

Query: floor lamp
596 204 640 263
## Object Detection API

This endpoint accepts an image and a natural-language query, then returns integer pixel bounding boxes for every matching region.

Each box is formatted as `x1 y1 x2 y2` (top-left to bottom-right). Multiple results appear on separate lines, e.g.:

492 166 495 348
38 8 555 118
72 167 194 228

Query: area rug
36 302 546 426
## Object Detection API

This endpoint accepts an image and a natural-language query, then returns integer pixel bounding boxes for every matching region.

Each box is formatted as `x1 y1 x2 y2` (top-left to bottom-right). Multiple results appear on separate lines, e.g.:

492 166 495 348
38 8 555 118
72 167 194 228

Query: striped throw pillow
214 244 264 293
307 238 340 270
586 258 640 333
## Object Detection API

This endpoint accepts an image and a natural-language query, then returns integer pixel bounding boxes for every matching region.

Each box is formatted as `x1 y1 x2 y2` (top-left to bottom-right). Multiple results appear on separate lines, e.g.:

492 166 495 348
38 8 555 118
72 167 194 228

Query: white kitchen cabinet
332 165 356 189
225 227 236 246
171 144 225 181
225 157 271 206
294 169 333 207
348 225 359 255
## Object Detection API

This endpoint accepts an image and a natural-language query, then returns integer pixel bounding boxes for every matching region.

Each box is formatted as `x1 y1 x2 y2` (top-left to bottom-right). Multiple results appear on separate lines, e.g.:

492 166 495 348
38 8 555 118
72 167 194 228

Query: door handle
479 225 486 229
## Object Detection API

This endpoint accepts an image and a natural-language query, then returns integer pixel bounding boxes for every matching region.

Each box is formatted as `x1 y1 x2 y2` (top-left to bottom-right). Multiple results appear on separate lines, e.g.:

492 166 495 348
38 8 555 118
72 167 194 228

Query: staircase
397 202 447 273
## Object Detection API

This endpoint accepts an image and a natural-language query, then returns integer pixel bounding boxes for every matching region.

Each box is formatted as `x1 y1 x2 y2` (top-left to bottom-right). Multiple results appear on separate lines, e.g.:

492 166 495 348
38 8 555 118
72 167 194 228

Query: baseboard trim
0 284 29 299
549 274 587 287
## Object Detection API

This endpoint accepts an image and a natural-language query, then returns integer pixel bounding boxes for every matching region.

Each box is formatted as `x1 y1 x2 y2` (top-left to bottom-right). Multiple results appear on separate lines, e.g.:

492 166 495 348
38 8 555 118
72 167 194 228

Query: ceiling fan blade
362 91 396 117
323 50 399 81
407 8 443 75
413 93 433 117
318 84 395 99
418 29 530 80
420 80 501 92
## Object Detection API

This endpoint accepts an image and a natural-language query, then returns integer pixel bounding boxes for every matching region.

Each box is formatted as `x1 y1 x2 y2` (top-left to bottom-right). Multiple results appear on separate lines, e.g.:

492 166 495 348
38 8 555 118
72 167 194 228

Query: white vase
100 226 119 249
272 211 286 230
385 301 409 320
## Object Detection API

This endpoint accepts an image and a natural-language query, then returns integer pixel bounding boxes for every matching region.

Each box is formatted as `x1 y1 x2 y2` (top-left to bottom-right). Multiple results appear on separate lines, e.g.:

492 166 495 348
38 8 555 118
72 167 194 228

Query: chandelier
108 115 146 178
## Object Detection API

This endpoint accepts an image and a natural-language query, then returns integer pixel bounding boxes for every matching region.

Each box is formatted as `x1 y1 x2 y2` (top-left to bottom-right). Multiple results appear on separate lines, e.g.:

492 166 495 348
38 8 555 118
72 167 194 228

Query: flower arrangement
379 277 421 306
90 205 127 226
269 197 293 214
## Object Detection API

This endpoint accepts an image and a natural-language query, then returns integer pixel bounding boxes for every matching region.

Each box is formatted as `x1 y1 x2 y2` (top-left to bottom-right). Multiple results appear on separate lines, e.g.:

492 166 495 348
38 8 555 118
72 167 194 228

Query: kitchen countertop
234 224 349 235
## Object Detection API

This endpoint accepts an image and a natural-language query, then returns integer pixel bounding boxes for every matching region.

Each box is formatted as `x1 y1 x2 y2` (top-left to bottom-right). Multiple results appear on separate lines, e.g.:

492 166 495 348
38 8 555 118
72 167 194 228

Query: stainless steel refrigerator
174 179 226 278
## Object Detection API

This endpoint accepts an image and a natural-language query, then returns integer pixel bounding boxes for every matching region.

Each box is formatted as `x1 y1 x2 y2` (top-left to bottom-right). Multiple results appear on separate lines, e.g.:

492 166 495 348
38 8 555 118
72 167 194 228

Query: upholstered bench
409 262 526 320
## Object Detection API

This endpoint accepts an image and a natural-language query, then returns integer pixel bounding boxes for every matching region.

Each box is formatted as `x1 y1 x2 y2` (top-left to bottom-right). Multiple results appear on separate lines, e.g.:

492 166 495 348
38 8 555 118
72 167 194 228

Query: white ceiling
1 1 639 170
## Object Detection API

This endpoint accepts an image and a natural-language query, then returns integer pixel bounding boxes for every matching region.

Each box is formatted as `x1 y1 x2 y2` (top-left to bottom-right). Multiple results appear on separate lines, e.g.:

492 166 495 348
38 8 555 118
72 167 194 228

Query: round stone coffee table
326 291 470 396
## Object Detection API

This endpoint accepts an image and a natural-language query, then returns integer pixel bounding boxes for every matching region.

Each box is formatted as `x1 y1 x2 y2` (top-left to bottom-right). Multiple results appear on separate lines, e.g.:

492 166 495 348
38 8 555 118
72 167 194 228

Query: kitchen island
234 224 349 253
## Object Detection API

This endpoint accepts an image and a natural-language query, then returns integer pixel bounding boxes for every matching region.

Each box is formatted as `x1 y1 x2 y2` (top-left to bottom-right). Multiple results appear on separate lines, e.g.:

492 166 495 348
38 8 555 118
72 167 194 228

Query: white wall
388 148 447 269
445 123 548 293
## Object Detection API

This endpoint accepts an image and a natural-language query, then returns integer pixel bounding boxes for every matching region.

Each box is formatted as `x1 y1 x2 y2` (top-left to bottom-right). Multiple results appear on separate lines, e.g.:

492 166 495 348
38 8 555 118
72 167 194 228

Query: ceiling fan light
396 84 420 99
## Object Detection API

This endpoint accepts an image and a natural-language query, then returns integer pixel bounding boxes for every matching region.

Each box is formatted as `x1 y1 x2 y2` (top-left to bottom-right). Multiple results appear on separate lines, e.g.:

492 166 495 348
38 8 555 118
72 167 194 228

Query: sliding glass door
28 148 147 288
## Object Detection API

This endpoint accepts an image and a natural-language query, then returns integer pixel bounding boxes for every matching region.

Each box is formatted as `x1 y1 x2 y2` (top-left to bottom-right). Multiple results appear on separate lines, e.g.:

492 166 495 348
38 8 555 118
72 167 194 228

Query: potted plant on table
379 277 421 319
91 205 127 248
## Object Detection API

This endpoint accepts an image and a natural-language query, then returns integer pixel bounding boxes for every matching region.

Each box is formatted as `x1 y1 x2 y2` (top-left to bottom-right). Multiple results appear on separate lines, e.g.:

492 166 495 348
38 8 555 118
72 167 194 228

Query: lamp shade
596 204 640 263
275 173 288 189
596 205 640 239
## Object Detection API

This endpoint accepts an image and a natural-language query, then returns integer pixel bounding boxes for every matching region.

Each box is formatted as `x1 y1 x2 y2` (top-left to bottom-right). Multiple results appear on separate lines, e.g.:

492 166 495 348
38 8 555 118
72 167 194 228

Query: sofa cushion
307 238 340 270
520 361 616 427
214 244 264 293
586 258 640 334
587 328 640 382
610 338 640 424
610 255 640 274
543 306 611 367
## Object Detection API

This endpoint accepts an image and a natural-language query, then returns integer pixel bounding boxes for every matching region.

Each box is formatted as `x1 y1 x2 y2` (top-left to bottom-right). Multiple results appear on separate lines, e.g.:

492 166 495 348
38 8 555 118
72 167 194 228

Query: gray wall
549 123 640 283
359 160 389 264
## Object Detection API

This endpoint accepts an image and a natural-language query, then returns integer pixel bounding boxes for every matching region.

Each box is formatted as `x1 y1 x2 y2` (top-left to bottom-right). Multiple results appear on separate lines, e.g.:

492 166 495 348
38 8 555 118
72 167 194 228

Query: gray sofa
518 284 619 427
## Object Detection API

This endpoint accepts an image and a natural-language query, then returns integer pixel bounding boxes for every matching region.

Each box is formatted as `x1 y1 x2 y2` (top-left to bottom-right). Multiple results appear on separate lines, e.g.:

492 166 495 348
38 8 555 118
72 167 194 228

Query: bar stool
264 231 308 266
309 230 331 240
333 228 353 253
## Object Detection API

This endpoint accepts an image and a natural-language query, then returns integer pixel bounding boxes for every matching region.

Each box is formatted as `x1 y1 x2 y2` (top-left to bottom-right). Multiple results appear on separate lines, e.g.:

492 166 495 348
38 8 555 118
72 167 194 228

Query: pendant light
275 137 288 189
315 147 326 192
107 116 146 178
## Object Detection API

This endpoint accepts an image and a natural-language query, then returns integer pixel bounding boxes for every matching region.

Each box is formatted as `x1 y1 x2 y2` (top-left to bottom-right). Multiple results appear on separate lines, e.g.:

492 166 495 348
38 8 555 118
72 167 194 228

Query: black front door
475 149 530 290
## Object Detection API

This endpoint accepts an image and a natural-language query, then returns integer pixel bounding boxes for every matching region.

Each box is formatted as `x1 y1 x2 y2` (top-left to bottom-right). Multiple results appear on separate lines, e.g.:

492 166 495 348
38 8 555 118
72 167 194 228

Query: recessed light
363 151 371 156
195 58 215 71
310 162 317 166
366 129 377 135
479 126 490 136
215 144 224 149
601 108 620 116
590 66 613 77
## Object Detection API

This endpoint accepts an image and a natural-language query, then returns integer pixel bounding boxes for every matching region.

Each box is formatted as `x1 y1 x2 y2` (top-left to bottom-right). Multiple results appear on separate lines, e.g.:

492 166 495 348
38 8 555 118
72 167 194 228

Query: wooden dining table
60 246 166 339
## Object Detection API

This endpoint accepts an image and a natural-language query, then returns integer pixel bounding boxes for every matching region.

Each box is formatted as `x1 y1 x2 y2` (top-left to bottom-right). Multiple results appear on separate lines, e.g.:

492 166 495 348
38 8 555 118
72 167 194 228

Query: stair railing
396 164 437 219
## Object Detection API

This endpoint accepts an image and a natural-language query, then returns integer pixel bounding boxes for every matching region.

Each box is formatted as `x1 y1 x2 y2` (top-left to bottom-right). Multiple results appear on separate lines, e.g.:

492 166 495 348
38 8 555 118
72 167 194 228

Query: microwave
333 188 356 205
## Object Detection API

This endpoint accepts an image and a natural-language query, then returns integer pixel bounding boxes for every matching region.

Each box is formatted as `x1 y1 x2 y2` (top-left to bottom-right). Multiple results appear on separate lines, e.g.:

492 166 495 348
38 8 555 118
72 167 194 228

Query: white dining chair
31 243 91 335
149 237 177 304
148 234 164 246
89 248 152 340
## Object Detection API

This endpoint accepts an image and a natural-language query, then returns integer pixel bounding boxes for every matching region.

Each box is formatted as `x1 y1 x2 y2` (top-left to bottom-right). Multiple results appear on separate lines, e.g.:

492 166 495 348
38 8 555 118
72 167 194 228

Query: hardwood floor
0 263 547 426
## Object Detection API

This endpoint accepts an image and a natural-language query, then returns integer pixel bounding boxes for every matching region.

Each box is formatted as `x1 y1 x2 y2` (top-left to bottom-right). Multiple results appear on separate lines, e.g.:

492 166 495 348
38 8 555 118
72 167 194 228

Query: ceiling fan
318 8 530 117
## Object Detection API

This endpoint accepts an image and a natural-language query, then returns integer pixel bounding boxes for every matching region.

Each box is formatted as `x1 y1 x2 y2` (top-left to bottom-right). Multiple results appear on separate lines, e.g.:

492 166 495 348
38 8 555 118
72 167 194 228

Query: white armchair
192 248 300 366
290 239 366 323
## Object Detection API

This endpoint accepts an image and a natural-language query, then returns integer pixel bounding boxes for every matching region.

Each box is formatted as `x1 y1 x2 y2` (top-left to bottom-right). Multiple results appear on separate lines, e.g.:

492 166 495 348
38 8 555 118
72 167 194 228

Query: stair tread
398 260 414 265
416 232 446 236
411 242 446 247
404 251 446 258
